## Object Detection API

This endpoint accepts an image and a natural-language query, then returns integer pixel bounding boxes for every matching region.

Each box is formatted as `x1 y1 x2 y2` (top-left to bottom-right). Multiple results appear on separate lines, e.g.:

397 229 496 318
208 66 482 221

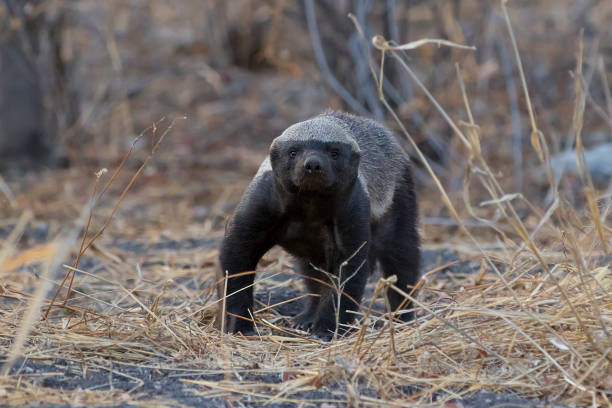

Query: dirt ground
1 226 544 407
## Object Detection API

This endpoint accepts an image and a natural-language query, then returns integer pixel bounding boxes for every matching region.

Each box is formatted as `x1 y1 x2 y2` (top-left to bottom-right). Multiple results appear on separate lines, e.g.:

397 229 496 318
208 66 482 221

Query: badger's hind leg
374 168 420 321
292 258 327 331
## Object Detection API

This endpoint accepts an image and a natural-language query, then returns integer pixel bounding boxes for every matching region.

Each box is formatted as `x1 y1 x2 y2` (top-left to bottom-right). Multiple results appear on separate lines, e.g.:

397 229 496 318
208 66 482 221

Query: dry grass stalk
44 117 184 319
1 205 89 376
0 174 17 209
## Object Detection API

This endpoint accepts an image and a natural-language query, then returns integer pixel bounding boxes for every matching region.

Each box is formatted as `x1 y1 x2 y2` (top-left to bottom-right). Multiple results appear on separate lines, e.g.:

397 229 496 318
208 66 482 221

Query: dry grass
1 1 612 407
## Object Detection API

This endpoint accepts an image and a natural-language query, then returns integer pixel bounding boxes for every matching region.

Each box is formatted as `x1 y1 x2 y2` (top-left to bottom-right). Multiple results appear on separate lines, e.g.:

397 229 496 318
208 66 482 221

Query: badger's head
269 117 360 195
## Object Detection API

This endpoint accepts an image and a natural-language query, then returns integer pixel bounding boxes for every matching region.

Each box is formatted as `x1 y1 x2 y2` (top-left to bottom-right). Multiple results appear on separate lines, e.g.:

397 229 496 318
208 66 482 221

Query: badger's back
320 110 410 219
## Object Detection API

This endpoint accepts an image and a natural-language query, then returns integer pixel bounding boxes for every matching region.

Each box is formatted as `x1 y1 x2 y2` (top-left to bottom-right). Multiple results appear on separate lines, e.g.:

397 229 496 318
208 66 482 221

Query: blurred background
0 0 611 234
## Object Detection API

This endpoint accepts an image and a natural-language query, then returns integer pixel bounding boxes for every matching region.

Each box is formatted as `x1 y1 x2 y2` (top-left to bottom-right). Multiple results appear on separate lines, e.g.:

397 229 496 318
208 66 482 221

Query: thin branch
304 0 368 116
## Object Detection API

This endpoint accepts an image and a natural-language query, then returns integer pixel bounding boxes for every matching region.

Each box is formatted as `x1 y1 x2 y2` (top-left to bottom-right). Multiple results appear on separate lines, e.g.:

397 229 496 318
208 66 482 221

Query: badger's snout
304 155 322 173
294 152 332 190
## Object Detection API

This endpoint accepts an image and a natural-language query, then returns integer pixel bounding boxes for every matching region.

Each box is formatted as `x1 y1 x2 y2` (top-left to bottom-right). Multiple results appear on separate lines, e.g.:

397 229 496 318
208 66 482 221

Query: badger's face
269 118 360 195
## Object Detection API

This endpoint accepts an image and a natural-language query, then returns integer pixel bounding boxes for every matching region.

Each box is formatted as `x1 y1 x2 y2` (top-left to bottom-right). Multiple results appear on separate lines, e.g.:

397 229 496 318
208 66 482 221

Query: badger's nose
304 156 322 173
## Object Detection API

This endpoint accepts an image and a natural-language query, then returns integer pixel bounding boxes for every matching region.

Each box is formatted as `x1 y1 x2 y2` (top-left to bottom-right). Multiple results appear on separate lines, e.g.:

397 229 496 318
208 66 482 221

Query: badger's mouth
292 169 333 191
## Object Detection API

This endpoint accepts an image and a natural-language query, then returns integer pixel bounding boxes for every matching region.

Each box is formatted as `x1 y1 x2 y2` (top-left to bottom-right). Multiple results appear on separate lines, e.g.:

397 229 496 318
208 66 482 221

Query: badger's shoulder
320 110 410 219
254 156 272 179
232 157 275 218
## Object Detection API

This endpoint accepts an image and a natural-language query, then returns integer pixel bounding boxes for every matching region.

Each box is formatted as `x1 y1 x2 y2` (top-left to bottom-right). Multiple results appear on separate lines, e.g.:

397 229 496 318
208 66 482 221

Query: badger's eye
289 151 297 159
330 150 340 159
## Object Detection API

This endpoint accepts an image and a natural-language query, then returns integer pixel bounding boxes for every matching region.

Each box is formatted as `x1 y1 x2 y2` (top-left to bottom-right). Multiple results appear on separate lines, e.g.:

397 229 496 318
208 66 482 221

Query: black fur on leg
373 168 420 321
309 184 371 340
218 172 280 335
292 258 325 331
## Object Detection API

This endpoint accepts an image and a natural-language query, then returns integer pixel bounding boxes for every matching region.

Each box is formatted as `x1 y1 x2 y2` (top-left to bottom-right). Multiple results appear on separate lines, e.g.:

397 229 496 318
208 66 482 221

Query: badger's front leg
292 258 326 331
218 175 279 335
312 186 371 341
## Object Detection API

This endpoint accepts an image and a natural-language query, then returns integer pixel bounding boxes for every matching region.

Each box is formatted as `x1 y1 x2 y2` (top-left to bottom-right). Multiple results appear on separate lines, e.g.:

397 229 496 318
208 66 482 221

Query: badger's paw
292 310 315 332
312 328 334 342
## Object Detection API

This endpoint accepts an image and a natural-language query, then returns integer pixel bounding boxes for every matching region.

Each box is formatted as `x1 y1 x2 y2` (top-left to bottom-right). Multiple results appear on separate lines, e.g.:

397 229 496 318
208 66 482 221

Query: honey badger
219 110 420 340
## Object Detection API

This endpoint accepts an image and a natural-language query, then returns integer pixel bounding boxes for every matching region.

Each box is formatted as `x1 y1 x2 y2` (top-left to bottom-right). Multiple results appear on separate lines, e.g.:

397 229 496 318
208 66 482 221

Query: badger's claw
292 311 315 331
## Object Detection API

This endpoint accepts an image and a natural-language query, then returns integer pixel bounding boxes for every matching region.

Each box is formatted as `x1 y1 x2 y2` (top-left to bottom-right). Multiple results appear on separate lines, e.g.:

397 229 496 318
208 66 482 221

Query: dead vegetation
1 0 611 407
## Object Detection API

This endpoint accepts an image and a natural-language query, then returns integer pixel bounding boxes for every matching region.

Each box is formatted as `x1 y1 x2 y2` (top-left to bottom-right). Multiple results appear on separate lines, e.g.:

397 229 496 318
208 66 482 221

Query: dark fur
218 111 420 340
